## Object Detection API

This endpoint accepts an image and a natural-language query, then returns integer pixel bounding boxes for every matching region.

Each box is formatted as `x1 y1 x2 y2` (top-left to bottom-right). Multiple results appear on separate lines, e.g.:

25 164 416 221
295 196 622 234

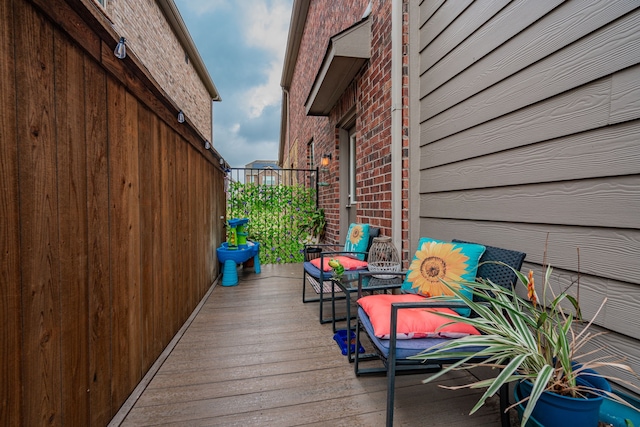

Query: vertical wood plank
160 123 175 345
197 154 204 297
215 164 225 282
199 155 207 296
149 116 164 358
138 105 153 373
84 57 112 425
126 92 143 382
138 105 162 371
15 1 62 424
209 160 219 290
0 0 22 424
207 161 216 290
108 79 142 408
167 132 178 332
155 122 168 352
174 139 184 324
175 140 189 323
54 29 90 426
187 150 195 307
194 152 203 301
187 145 195 314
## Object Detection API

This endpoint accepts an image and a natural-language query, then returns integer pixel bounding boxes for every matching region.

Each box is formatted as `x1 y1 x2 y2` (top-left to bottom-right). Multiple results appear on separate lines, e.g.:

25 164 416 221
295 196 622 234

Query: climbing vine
226 182 323 265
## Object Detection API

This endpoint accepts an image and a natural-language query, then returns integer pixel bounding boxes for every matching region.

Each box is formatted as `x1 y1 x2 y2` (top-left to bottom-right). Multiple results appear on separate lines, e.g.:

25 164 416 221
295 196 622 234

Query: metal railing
226 167 320 264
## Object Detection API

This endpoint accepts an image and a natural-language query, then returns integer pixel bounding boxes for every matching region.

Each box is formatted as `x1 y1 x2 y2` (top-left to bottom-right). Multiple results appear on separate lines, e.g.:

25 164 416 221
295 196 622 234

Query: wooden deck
113 264 507 426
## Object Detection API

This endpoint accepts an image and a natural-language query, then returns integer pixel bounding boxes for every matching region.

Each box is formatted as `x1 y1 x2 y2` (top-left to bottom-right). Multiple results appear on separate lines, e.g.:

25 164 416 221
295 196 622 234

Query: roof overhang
304 18 371 116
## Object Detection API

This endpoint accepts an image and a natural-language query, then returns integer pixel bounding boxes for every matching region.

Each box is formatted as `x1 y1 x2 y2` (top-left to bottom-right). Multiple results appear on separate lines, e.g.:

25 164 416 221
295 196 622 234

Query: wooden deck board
118 264 505 426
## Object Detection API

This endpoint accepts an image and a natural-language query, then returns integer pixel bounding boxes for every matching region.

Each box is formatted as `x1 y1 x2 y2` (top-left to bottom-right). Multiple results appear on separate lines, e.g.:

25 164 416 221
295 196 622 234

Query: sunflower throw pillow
343 223 370 260
401 238 485 316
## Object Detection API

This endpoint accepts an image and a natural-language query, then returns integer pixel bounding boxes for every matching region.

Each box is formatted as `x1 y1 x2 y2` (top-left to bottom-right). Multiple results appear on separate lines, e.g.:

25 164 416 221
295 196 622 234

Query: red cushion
310 255 368 272
358 294 480 339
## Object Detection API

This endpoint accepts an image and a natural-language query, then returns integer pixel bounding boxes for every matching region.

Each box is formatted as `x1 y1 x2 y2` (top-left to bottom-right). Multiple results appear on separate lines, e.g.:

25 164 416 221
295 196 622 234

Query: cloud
241 59 283 118
177 0 230 15
237 0 291 118
174 0 293 167
242 0 292 56
214 120 279 168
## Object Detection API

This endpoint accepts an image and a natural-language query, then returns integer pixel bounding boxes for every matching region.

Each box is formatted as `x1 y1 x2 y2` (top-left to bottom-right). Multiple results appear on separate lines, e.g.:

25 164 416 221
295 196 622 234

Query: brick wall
95 0 213 141
286 0 409 258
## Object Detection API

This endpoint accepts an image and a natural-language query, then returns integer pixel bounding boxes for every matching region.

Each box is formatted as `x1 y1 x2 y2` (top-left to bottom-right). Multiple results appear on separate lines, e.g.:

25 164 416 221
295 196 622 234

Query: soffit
305 18 371 116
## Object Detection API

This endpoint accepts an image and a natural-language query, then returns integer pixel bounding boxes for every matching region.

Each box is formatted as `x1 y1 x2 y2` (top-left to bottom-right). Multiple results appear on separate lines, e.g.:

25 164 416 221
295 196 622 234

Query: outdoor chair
302 224 379 324
354 238 526 427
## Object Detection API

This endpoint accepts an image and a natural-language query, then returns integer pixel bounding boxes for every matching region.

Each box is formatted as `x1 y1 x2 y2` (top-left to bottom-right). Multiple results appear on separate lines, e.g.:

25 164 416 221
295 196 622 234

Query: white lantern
367 236 401 279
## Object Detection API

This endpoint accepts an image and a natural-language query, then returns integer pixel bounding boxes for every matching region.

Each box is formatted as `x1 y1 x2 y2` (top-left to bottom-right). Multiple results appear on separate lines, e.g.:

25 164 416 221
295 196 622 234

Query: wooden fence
0 0 226 425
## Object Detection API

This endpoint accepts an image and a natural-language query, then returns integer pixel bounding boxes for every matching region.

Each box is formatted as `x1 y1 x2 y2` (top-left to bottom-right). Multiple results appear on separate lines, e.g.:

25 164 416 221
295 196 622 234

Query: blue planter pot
515 370 610 427
600 390 640 427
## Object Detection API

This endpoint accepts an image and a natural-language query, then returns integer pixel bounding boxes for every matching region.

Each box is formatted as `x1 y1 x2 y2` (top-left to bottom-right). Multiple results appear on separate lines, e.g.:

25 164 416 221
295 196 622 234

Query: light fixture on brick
320 153 331 170
114 37 126 59
319 153 332 186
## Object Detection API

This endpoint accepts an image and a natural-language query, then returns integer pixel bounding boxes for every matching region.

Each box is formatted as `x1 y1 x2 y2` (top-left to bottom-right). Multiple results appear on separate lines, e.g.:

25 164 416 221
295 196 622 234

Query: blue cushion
344 224 370 260
401 238 486 316
358 307 484 360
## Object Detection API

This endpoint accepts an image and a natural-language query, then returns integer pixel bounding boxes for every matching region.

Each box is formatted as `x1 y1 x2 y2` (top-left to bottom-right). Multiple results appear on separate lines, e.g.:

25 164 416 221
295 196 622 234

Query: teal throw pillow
401 237 486 316
343 223 370 261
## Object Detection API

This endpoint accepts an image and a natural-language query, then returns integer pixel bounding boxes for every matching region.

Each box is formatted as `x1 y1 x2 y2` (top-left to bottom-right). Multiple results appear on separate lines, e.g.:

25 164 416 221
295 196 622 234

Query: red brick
284 0 409 253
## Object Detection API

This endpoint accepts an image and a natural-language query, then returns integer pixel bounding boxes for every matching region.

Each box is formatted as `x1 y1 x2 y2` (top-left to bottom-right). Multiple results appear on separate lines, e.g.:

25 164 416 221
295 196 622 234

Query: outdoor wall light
114 37 127 59
205 140 211 150
320 153 332 168
319 153 332 186
177 110 185 123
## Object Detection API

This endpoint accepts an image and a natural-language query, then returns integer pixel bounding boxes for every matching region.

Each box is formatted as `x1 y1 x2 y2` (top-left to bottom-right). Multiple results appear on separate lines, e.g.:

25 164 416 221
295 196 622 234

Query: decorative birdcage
367 236 401 279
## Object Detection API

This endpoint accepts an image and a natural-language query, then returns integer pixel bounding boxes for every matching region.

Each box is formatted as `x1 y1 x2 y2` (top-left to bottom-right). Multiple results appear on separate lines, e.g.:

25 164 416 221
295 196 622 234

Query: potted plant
409 262 639 427
298 207 326 261
300 207 326 245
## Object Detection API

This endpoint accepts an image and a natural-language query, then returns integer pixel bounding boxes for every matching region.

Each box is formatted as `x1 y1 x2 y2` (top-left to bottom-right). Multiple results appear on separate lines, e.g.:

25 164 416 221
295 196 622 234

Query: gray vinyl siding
410 0 640 390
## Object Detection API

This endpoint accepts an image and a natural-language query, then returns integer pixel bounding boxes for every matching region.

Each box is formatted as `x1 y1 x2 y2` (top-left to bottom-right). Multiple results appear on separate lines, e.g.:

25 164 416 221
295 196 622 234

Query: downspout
282 88 290 166
391 0 403 259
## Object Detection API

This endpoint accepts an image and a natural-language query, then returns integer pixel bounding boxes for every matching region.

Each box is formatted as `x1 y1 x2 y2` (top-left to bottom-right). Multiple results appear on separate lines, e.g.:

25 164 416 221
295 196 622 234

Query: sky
174 0 294 168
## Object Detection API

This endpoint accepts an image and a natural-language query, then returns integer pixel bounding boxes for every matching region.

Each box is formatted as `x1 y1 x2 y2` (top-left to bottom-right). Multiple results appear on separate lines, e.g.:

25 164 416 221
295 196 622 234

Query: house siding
411 0 640 390
283 0 410 258
96 0 213 141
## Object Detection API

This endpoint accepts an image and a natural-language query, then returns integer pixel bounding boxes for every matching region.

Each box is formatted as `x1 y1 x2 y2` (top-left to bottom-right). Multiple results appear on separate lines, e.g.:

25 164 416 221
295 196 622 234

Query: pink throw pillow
358 294 480 339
